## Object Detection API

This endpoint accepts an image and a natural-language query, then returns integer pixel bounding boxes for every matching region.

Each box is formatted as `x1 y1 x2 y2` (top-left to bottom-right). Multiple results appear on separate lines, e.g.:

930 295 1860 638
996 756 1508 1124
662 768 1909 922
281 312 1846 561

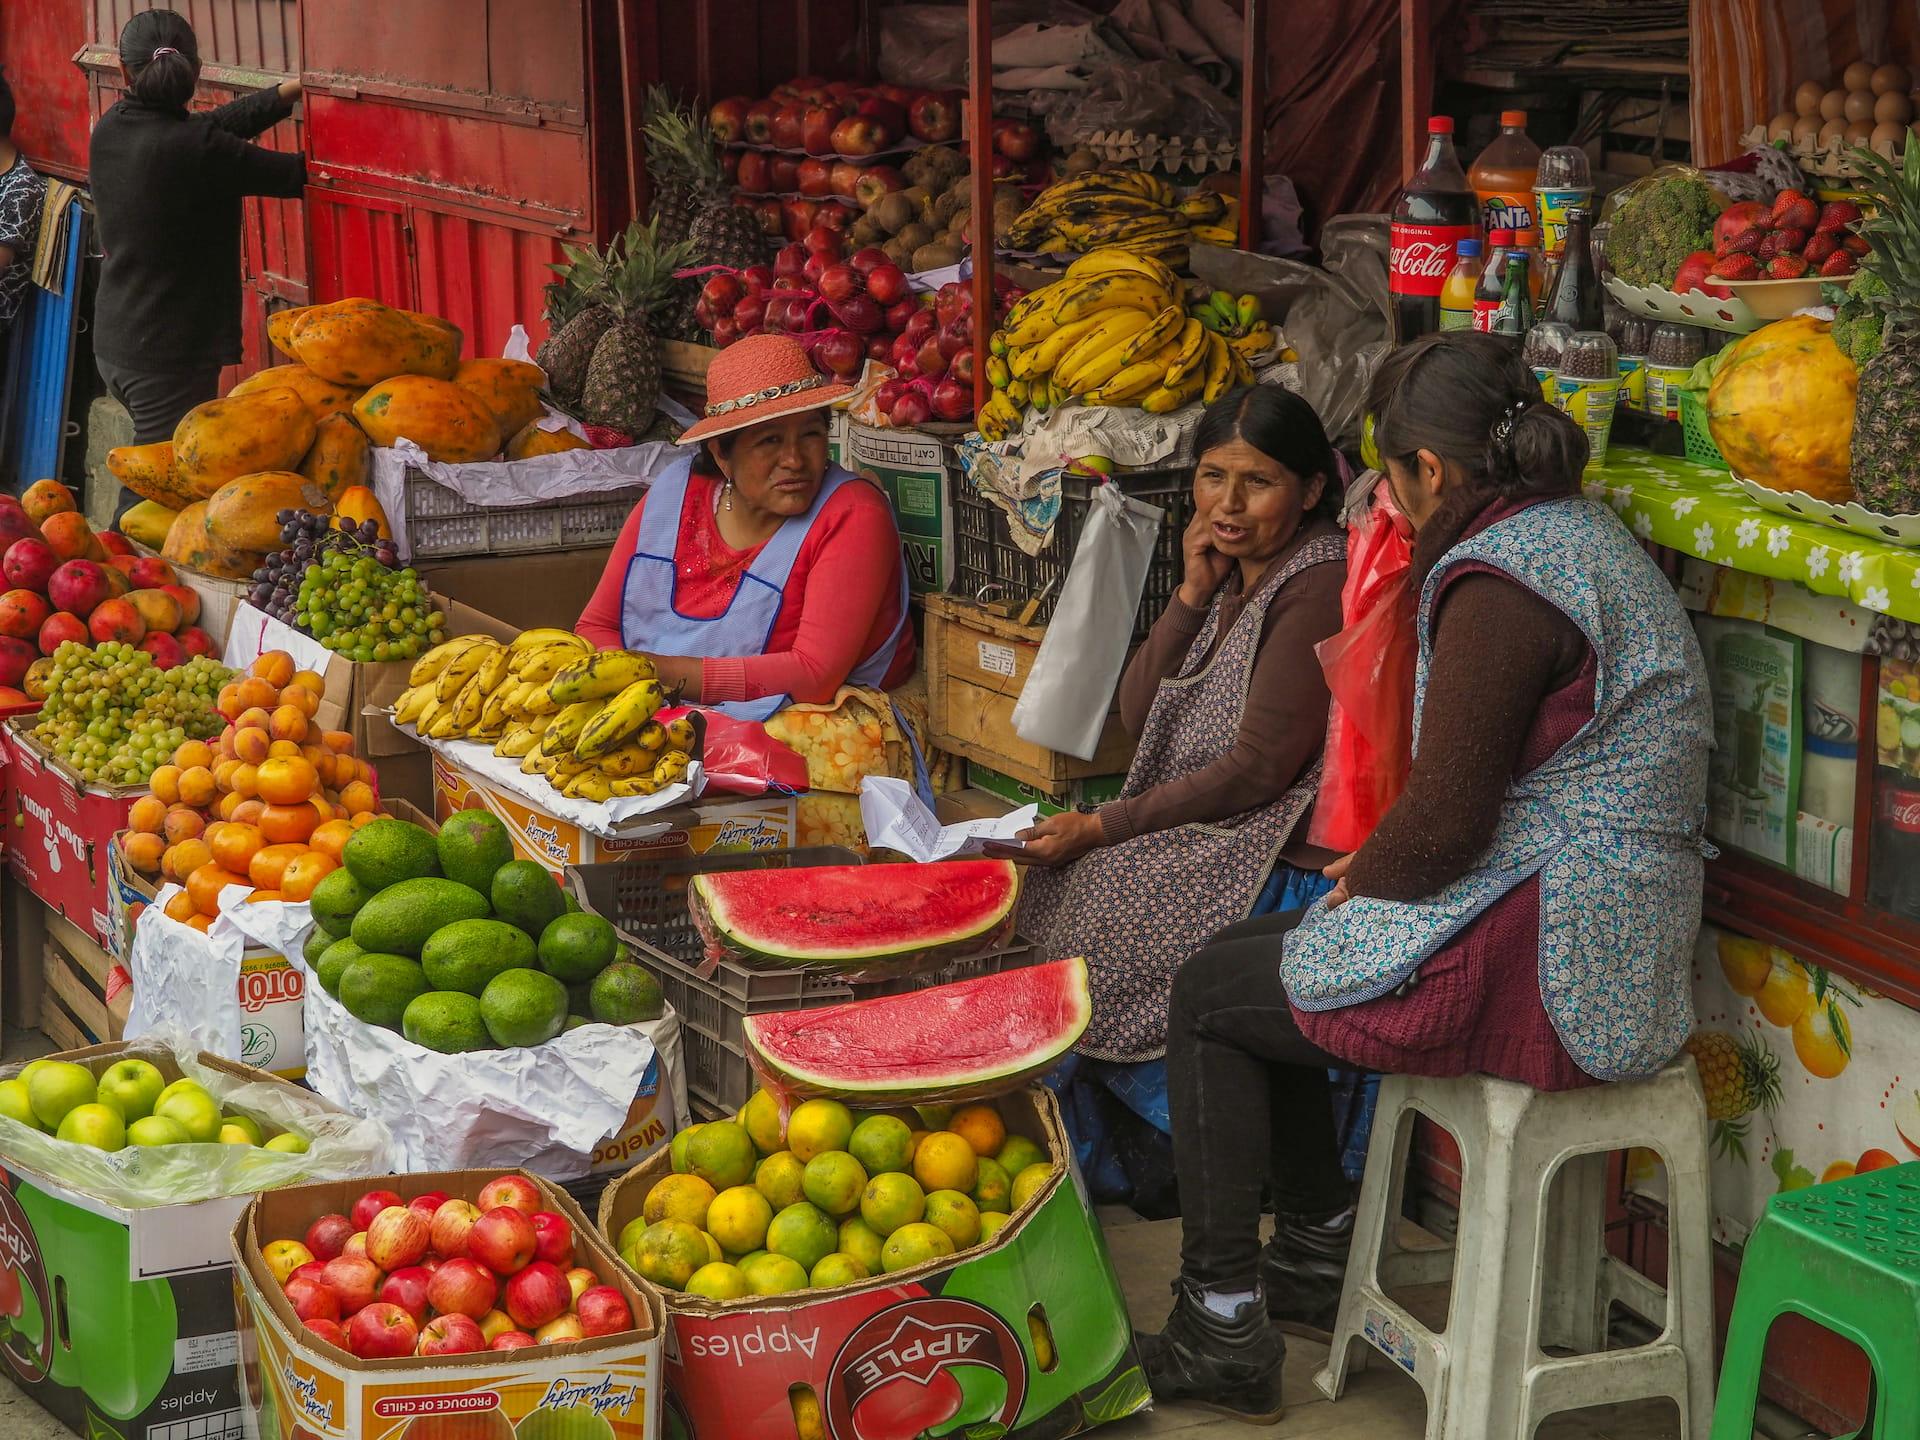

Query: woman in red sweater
576 334 913 720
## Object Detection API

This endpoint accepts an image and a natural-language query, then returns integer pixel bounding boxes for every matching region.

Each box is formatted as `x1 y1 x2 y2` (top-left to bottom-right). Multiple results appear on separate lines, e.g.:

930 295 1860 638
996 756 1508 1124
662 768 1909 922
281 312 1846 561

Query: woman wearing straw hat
576 333 914 719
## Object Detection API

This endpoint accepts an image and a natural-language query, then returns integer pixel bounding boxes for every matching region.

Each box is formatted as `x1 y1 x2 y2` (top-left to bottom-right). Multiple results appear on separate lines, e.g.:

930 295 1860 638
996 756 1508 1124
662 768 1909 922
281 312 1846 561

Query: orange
339 780 376 816
291 669 326 697
320 730 354 754
162 838 213 883
232 799 265 826
162 890 198 924
280 852 338 901
128 796 167 834
949 1106 1008 1158
216 683 246 721
178 766 216 808
248 843 308 891
309 818 356 860
209 822 264 874
258 803 320 845
247 890 283 904
161 807 204 845
122 832 164 875
183 914 212 934
173 739 214 770
351 810 380 829
267 739 303 760
148 765 182 805
283 684 320 719
188 861 248 917
235 706 271 733
257 756 318 806
233 727 269 764
250 651 295 689
235 678 279 712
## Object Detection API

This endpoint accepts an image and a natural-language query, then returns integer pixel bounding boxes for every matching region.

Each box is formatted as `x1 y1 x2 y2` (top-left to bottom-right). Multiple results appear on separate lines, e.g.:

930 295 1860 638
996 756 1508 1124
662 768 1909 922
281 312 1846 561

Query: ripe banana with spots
545 649 658 706
408 634 493 687
573 677 669 760
433 639 500 703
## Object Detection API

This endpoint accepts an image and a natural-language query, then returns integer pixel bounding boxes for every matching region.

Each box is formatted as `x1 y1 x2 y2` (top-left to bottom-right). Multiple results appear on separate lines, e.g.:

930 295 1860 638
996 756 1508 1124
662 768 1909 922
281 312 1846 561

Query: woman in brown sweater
1013 386 1347 1071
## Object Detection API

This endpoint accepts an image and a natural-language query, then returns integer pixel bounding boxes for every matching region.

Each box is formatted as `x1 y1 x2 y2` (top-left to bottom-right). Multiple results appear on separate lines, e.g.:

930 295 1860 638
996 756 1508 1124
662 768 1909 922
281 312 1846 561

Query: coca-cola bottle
1391 117 1480 344
1870 766 1920 920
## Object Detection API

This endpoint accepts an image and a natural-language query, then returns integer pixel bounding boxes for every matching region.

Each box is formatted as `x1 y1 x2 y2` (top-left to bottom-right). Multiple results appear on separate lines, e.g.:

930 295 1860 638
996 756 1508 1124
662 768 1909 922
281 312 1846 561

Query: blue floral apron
619 456 908 721
1280 497 1713 1081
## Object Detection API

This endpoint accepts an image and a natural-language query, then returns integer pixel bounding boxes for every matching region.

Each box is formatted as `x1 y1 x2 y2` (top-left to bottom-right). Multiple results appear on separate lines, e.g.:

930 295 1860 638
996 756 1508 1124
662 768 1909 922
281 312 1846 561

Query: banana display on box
978 248 1279 440
394 630 695 802
1003 169 1241 269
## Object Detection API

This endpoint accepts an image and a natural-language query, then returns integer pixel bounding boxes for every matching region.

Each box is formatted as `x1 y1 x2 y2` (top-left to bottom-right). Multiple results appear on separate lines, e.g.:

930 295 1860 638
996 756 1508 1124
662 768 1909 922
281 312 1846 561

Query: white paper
859 776 1035 861
403 727 702 831
222 602 334 673
125 886 247 1059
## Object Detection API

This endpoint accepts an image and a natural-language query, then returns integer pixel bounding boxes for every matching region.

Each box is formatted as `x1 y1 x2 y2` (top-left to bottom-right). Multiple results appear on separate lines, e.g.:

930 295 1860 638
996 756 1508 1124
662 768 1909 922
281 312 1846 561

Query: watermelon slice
689 858 1020 976
743 957 1091 1103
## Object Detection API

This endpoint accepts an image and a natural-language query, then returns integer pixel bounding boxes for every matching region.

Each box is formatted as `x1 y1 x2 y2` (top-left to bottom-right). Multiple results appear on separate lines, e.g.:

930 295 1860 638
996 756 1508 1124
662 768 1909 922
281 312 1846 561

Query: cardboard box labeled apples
0 1041 375 1440
232 1169 663 1440
600 1088 1148 1439
433 753 798 872
5 720 141 949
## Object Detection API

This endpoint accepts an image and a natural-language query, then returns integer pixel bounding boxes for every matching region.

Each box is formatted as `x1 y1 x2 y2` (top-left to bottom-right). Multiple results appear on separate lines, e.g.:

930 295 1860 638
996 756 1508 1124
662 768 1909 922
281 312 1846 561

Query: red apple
801 104 845 155
350 1189 403 1232
914 337 949 379
418 1314 487 1357
735 150 772 193
734 292 767 331
429 1199 481 1259
750 197 784 237
284 1274 339 1324
866 334 893 361
867 263 911 307
791 77 832 104
818 263 862 304
744 99 778 145
289 1261 328 1289
931 376 975 422
936 316 971 359
365 1206 430 1272
903 307 938 343
770 102 806 150
529 1212 576 1270
830 160 863 200
803 224 844 256
815 330 866 379
773 242 810 279
768 153 801 192
854 165 907 208
469 1207 537 1276
343 1233 368 1259
876 378 912 415
709 97 751 144
491 1331 537 1351
320 1255 381 1314
989 152 1021 181
858 97 907 136
782 198 821 242
908 90 961 143
504 1261 573 1331
576 1285 635 1338
849 246 890 275
803 251 831 287
535 1314 586 1346
831 115 892 157
828 293 883 334
406 1191 450 1225
874 82 915 107
890 390 933 427
888 334 921 373
703 273 745 313
935 282 970 328
812 202 851 234
303 1317 349 1350
426 1257 499 1320
721 147 740 183
796 157 834 198
994 119 1041 161
742 264 774 292
377 1266 433 1324
950 348 978 385
348 1303 419 1360
711 315 743 348
565 1268 599 1307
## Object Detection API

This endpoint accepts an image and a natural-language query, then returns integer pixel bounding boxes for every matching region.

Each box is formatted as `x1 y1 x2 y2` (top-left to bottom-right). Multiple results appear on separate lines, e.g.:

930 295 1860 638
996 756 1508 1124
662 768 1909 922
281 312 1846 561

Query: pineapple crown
1849 133 1920 324
641 85 726 192
548 217 698 327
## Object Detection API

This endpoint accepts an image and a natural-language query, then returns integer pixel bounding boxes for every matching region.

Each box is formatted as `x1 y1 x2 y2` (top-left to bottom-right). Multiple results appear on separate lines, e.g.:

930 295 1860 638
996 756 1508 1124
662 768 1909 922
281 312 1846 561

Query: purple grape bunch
248 509 402 627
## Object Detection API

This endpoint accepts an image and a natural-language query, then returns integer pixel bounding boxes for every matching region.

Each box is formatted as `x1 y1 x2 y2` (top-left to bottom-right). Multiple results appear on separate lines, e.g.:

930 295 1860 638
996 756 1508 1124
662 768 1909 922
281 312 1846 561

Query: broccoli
1608 177 1720 287
1829 268 1889 366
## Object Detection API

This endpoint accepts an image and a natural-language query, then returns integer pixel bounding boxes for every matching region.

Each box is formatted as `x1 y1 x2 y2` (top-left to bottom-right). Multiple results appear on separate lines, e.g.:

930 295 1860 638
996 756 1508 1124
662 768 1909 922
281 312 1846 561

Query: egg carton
1740 125 1875 184
1077 130 1238 175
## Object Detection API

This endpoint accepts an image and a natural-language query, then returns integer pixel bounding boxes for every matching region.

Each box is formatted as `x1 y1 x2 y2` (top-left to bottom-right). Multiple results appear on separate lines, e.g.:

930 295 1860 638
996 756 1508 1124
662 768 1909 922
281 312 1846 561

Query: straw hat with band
678 332 854 449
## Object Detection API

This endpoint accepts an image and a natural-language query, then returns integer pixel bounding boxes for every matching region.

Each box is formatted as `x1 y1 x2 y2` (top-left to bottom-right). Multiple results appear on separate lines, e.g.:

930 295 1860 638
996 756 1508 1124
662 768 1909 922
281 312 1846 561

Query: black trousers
1168 908 1353 1290
96 359 221 519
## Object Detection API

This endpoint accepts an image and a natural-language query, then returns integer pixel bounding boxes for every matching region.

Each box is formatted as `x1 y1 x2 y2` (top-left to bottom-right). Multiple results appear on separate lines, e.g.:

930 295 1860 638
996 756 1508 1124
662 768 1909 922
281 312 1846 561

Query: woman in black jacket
89 10 306 514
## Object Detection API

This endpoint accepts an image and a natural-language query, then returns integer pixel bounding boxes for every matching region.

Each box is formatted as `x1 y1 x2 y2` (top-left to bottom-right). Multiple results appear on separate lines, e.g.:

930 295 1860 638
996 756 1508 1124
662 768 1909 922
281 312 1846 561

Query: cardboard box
418 547 615 637
433 753 798 872
4 721 141 950
967 762 1127 818
232 1168 663 1440
600 1087 1147 1439
846 421 958 596
0 1042 364 1440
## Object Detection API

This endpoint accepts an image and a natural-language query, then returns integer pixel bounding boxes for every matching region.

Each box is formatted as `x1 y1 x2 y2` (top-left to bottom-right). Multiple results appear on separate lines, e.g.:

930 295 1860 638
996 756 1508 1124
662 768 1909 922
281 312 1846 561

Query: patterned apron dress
1020 531 1346 1061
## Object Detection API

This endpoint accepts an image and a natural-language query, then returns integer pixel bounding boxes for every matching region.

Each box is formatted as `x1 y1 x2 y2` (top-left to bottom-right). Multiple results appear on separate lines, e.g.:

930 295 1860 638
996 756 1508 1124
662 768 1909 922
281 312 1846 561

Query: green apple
97 1059 166 1122
15 1060 51 1090
154 1078 207 1111
154 1090 223 1144
217 1124 254 1146
218 1114 263 1145
0 1079 40 1130
127 1115 192 1147
56 1103 126 1151
27 1062 96 1131
262 1132 309 1155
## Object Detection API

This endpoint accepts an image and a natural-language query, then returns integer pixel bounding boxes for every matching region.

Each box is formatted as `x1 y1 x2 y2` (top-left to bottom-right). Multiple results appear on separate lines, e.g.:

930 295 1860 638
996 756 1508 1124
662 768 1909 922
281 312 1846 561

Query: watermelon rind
690 859 1020 974
742 957 1091 1105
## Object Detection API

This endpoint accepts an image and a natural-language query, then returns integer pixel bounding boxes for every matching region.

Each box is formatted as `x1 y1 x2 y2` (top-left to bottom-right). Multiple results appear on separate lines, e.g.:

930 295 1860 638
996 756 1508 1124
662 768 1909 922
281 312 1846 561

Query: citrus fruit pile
619 1091 1056 1298
26 641 232 785
117 649 381 927
0 1056 308 1154
304 811 666 1052
258 1174 636 1358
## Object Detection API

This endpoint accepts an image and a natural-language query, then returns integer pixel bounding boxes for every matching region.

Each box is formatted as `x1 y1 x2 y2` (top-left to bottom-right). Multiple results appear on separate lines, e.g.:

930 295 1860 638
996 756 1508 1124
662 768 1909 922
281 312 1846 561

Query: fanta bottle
1439 239 1482 331
1470 111 1543 236
1474 229 1514 332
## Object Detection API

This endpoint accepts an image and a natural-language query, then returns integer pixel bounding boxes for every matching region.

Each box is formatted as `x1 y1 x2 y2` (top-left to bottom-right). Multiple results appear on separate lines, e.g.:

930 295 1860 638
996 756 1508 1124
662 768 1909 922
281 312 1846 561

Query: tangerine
173 740 214 771
148 765 182 805
183 914 212 934
279 851 337 901
309 818 355 860
128 796 166 834
350 810 380 828
177 766 216 808
248 843 308 891
257 757 318 805
122 832 164 875
161 807 205 845
230 763 259 798
948 1105 1007 1158
247 890 283 903
162 890 198 923
250 651 295 689
162 838 212 882
258 803 319 844
188 861 247 917
912 1133 978 1195
210 822 264 874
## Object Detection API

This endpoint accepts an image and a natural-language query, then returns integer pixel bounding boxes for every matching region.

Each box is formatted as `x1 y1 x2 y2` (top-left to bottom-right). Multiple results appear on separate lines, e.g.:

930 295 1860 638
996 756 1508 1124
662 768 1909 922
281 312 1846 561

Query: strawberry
1770 189 1819 231
1819 250 1858 277
1767 254 1811 278
1759 227 1808 258
1803 233 1842 265
1725 226 1767 255
1816 200 1863 233
1711 253 1763 280
1844 233 1871 256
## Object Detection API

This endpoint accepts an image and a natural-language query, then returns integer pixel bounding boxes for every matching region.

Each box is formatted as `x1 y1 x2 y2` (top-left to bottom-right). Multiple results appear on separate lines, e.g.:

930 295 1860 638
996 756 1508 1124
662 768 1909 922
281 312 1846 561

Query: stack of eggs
1768 61 1915 158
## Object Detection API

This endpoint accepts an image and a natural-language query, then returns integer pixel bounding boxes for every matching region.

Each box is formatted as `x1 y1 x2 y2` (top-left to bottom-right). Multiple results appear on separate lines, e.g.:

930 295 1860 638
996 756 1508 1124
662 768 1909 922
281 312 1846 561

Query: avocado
402 991 495 1054
339 954 431 1030
422 917 537 996
479 968 570 1049
436 811 515 896
537 911 619 984
308 868 374 940
351 877 491 956
315 937 366 998
490 859 567 938
590 962 665 1025
342 818 442 891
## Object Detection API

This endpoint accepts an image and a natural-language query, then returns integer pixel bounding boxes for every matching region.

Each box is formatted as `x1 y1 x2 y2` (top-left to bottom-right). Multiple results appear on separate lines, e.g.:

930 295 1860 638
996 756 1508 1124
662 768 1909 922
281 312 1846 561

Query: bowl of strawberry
1701 191 1867 318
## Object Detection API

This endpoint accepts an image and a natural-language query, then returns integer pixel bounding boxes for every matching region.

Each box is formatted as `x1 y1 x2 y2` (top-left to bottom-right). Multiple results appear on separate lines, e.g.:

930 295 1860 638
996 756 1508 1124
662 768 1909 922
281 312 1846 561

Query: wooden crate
661 340 719 403
35 903 124 1053
921 592 1135 799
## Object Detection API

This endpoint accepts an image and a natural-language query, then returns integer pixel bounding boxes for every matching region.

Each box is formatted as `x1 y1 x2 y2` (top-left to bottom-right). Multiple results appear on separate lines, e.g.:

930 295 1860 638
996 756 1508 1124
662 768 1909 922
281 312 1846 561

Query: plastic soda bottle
1390 117 1481 343
1470 110 1543 236
1474 229 1515 332
1439 239 1483 331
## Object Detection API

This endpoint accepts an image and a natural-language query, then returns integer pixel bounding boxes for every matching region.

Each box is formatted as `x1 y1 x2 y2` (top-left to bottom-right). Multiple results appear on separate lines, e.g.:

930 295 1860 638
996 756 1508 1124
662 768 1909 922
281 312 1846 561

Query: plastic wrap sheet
0 1028 392 1209
1044 58 1237 146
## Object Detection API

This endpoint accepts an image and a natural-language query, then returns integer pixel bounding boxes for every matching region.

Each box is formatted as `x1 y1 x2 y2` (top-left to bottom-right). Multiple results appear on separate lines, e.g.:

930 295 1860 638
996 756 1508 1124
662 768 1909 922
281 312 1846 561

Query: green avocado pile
302 813 664 1053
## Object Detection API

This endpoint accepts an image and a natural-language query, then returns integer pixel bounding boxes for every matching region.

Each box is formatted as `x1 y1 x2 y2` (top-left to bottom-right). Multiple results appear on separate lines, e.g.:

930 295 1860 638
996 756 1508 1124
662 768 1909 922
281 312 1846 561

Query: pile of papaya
108 299 593 580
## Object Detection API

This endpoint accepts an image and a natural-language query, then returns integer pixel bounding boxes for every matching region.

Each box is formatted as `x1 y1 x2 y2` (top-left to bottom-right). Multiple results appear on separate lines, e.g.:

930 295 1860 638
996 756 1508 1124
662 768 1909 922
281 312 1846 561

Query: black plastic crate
951 465 1190 643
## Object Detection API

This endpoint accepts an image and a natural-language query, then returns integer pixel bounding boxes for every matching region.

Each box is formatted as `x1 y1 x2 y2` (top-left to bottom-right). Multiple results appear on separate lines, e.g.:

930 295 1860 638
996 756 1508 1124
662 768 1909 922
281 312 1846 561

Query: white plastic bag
1012 483 1164 759
124 882 258 1059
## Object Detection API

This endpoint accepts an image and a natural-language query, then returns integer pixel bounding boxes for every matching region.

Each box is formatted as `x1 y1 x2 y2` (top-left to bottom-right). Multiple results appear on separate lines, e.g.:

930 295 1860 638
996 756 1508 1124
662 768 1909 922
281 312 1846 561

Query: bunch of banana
1006 170 1191 270
1190 290 1279 365
1179 188 1244 248
394 628 602 745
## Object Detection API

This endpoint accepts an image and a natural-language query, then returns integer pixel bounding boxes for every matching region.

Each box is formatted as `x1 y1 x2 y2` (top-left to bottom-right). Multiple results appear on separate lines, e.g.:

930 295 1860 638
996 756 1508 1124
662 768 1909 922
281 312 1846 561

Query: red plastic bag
681 707 811 797
1307 480 1417 852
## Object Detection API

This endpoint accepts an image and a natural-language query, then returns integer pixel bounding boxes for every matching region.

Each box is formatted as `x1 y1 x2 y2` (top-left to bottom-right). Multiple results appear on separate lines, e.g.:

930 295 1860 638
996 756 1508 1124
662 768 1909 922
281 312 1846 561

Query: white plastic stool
1312 1058 1716 1438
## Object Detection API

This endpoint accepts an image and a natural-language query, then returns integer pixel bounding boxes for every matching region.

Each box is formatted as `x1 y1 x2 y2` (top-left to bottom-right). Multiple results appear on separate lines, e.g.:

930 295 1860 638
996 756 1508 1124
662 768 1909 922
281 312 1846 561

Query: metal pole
968 0 995 412
1237 0 1266 250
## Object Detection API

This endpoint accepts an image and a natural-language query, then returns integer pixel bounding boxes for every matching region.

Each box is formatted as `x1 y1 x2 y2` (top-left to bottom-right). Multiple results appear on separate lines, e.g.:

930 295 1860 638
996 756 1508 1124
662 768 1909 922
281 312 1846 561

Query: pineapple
643 86 766 341
1683 1029 1781 1162
538 237 617 407
1847 133 1920 513
579 218 696 436
641 85 699 250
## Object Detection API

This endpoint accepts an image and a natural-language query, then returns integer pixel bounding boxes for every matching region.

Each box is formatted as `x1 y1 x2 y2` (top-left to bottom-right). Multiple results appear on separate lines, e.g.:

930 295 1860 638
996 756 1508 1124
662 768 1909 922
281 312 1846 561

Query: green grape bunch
27 642 234 786
295 551 447 665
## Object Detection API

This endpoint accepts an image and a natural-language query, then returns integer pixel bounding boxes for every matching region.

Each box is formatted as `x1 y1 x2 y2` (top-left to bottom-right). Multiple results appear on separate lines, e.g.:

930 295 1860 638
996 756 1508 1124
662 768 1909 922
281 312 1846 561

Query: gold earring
723 478 734 511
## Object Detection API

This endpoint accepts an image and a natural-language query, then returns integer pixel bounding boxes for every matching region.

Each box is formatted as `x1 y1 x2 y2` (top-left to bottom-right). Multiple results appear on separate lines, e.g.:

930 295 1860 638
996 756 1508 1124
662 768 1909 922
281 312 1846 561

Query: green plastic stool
1711 1162 1920 1440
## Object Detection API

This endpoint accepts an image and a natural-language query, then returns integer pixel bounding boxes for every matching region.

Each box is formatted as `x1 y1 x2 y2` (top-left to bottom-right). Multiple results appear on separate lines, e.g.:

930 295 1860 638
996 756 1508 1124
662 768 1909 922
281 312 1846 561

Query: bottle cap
1457 238 1482 255
1428 117 1455 134
1501 110 1528 128
1489 228 1515 245
1515 228 1537 245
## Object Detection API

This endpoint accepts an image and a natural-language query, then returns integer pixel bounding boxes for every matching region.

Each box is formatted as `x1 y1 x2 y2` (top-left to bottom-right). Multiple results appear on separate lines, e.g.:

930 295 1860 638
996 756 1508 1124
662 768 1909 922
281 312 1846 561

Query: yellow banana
1188 223 1238 246
393 685 432 727
1063 248 1179 293
509 627 585 654
664 716 695 752
1179 191 1227 223
473 643 512 695
522 745 550 775
1054 273 1171 328
1052 309 1156 394
597 741 659 778
480 678 522 733
1085 338 1184 405
546 650 657 706
574 678 668 759
1228 345 1255 388
547 698 608 752
514 642 589 684
1229 324 1276 364
1114 305 1185 368
1141 369 1206 414
415 695 444 735
609 776 660 798
1165 317 1209 388
408 634 489 687
434 640 498 703
563 769 615 803
426 703 463 740
1022 316 1104 377
652 750 692 788
1201 332 1235 404
451 672 491 733
977 392 1023 442
495 727 542 759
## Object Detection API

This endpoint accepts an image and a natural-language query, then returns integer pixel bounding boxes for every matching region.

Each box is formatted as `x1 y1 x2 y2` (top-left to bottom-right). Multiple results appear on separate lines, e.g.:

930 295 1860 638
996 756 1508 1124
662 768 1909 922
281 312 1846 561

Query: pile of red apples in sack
262 1176 636 1358
696 233 1019 426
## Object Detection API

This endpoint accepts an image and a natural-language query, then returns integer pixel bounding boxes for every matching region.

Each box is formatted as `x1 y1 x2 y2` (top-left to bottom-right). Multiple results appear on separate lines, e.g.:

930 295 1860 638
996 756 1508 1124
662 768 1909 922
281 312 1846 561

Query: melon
744 958 1091 1104
691 858 1020 974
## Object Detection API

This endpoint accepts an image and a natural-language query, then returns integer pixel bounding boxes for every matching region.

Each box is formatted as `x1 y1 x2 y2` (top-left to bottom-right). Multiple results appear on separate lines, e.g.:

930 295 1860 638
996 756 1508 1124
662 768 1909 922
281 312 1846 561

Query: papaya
119 500 180 551
205 472 333 553
1707 315 1858 505
162 501 264 580
292 299 461 387
267 304 316 359
228 364 361 423
105 441 199 510
454 358 546 437
300 413 371 501
333 485 392 539
173 388 318 497
505 421 591 460
354 376 502 463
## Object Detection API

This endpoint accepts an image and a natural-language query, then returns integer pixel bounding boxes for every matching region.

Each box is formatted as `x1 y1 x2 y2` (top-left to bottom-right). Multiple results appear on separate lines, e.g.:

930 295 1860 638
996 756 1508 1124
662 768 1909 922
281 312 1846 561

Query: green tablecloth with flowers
1583 448 1920 623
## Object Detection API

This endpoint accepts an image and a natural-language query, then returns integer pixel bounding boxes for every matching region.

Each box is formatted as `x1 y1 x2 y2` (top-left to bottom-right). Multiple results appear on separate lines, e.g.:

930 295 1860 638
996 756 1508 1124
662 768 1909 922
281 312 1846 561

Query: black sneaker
1136 1281 1287 1425
1261 1205 1355 1340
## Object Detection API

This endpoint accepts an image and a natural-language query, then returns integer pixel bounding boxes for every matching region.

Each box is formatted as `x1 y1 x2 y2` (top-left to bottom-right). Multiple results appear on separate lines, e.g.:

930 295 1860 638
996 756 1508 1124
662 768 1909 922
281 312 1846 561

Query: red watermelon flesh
689 858 1020 975
743 957 1091 1103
